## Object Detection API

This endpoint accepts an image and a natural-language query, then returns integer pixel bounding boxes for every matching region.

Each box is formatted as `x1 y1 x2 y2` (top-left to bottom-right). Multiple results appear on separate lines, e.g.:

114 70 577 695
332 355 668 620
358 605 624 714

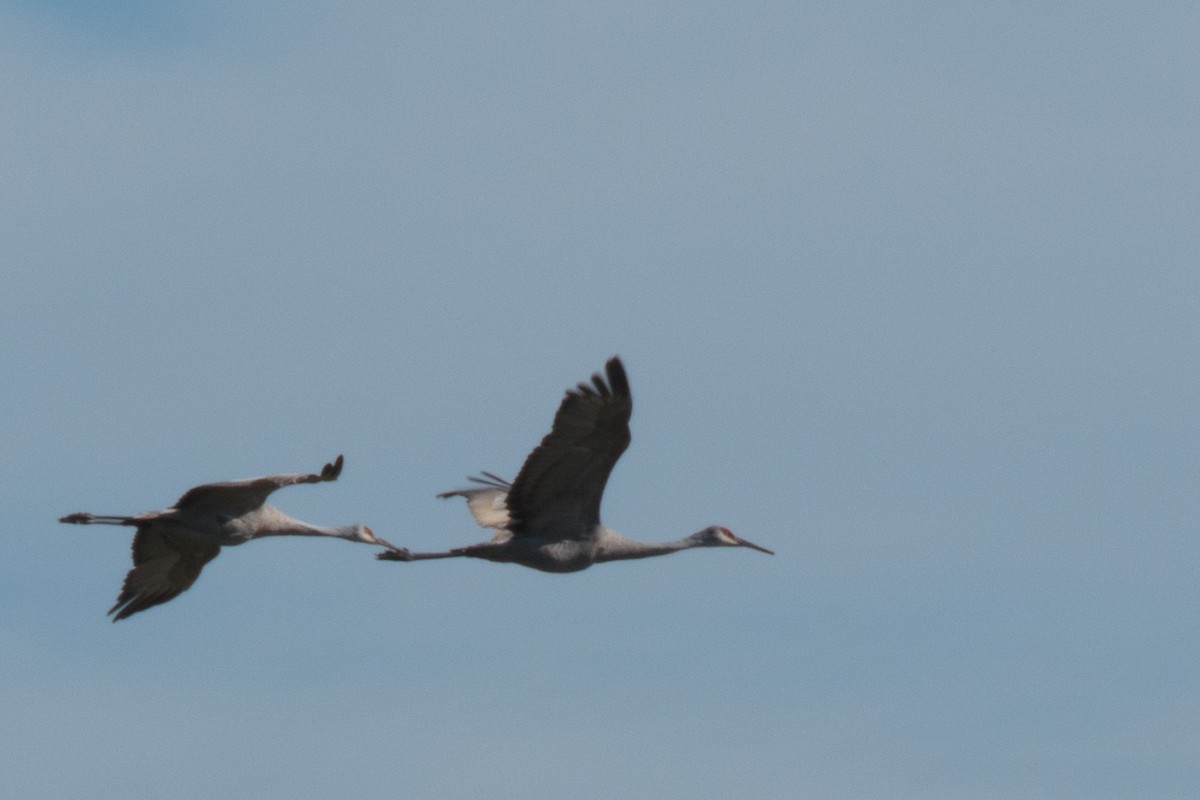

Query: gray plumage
379 357 773 572
60 455 399 621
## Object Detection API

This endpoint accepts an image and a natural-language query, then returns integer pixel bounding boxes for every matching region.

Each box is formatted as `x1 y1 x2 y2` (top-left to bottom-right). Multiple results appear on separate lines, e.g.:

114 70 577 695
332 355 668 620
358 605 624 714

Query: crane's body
403 526 765 573
379 358 773 572
60 455 399 620
62 504 362 546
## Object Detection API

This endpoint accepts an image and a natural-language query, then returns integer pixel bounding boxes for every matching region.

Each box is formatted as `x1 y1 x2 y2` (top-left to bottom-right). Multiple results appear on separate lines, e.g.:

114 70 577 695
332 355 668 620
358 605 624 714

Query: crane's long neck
253 508 354 540
592 530 701 563
268 522 353 538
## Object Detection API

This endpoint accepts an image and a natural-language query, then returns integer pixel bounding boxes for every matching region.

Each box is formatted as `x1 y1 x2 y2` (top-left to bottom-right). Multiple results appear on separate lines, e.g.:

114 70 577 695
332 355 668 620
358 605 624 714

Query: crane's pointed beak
736 535 774 555
364 528 405 552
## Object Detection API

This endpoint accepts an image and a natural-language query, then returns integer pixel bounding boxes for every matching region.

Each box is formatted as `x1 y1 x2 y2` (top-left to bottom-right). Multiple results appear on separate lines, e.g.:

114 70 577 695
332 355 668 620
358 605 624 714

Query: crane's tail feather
435 477 511 530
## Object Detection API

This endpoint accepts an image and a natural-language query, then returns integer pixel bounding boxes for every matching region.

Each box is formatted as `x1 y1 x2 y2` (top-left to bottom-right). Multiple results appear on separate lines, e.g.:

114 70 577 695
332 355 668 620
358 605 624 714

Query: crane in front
378 357 773 572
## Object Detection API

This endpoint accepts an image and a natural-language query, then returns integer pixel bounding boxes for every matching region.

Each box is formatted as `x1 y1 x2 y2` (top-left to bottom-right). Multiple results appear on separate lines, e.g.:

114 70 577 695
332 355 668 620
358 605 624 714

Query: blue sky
2 3 1198 798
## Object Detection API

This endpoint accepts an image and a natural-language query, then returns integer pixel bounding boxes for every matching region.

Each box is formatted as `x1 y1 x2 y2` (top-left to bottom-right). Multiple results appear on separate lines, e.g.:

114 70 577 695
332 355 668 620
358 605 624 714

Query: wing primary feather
321 455 344 481
466 472 513 489
502 356 633 538
604 357 631 399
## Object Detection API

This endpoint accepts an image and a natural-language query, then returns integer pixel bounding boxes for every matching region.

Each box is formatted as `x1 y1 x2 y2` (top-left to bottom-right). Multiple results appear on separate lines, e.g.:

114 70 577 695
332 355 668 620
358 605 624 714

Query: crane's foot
59 513 95 524
376 548 413 562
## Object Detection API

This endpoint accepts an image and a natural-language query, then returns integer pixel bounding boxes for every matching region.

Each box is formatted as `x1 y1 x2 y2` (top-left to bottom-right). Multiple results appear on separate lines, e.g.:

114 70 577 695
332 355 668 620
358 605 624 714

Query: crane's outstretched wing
505 357 632 539
109 527 221 621
172 455 344 516
437 472 512 530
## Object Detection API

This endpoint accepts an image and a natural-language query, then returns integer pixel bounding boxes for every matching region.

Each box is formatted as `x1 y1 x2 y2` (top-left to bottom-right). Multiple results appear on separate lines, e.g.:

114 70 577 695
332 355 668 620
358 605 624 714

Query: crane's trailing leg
59 513 137 525
376 548 460 562
377 541 528 565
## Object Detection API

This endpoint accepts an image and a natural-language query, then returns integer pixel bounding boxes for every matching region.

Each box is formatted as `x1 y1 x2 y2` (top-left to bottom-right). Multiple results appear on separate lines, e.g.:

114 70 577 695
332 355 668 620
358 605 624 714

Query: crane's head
341 524 404 552
693 525 774 555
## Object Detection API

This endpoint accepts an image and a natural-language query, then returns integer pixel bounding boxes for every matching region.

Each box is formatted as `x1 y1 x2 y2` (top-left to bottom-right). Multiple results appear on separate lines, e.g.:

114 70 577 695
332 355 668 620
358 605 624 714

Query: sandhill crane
378 357 773 572
59 455 399 621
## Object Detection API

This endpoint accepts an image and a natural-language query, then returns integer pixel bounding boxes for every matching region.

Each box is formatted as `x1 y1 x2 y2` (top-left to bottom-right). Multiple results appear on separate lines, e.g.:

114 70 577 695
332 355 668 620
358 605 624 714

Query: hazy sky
3 3 1198 798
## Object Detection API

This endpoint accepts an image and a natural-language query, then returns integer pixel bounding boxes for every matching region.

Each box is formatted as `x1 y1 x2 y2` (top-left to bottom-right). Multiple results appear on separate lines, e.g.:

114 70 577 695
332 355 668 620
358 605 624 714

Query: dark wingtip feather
569 357 627 400
108 587 175 621
604 356 630 398
108 596 135 622
323 454 345 481
439 472 512 498
479 471 513 487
